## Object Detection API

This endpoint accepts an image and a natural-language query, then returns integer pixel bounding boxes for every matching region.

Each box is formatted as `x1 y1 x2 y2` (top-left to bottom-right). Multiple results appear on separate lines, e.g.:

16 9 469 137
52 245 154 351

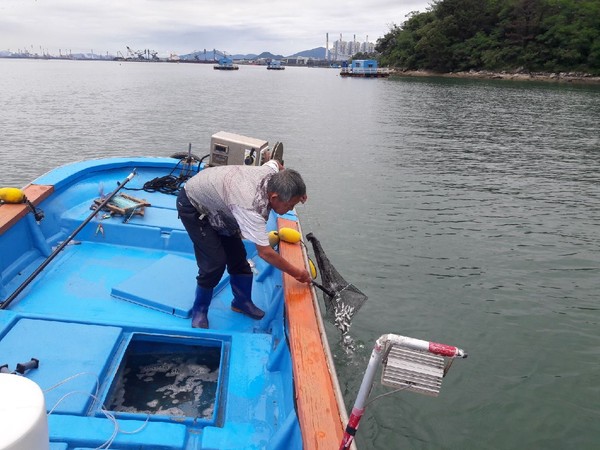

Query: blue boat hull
0 157 321 449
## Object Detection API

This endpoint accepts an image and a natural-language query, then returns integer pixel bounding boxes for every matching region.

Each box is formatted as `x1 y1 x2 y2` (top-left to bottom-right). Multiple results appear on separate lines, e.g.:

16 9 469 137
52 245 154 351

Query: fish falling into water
305 233 368 353
333 293 356 352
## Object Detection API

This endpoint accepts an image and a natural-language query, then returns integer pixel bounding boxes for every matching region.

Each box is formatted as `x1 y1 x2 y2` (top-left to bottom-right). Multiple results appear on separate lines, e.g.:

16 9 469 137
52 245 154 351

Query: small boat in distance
267 60 285 70
340 59 390 78
214 56 239 70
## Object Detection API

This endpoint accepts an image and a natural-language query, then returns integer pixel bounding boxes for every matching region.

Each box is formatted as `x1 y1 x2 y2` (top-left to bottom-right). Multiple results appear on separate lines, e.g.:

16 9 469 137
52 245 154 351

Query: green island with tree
365 0 600 83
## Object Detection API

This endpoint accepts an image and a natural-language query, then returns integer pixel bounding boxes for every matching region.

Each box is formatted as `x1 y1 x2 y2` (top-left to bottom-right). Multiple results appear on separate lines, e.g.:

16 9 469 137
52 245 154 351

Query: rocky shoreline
391 69 600 85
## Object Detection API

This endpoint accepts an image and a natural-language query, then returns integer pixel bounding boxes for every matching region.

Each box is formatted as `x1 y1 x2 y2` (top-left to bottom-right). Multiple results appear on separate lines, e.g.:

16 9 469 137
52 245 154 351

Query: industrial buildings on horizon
1 33 377 63
325 33 376 62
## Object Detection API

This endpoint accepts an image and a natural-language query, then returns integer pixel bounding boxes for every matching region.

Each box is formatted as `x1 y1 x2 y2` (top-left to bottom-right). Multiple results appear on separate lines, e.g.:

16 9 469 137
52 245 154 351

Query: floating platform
340 71 390 78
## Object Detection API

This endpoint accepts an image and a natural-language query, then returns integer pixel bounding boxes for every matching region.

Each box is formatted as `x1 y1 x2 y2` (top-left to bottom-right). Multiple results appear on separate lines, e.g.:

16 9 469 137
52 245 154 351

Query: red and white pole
339 334 467 449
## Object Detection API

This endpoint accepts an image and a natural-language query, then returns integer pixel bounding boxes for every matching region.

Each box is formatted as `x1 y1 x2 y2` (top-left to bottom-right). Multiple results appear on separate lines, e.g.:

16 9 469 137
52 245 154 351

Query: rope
443 356 455 377
125 154 207 195
44 371 150 449
364 384 411 407
136 174 186 195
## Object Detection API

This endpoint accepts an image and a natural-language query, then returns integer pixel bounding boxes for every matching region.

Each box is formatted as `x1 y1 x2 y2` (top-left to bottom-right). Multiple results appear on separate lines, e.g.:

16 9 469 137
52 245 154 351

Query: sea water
2 59 600 449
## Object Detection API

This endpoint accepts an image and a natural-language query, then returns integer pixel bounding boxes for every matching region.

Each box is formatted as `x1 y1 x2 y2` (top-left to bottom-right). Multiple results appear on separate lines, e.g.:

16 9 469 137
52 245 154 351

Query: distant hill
231 51 284 60
231 53 257 60
182 47 326 61
288 47 326 59
179 50 225 61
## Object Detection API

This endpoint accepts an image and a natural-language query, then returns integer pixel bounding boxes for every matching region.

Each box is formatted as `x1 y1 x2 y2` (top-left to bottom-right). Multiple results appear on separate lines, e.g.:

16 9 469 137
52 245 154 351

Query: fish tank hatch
104 334 225 426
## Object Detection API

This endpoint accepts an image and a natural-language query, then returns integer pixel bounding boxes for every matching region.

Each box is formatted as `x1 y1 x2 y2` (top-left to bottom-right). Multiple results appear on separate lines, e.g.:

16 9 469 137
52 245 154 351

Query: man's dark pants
176 189 252 289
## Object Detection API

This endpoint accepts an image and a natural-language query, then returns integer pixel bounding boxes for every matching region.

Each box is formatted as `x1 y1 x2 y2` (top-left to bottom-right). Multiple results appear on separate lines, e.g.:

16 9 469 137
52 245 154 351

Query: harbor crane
126 46 159 61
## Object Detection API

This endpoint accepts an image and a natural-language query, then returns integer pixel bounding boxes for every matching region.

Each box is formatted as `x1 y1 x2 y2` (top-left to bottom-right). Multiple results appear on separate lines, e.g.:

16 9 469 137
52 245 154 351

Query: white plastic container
0 374 49 450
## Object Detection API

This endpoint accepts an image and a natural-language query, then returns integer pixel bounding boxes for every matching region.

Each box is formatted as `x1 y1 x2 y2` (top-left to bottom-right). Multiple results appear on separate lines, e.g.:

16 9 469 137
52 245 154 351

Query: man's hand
257 244 312 284
293 268 312 284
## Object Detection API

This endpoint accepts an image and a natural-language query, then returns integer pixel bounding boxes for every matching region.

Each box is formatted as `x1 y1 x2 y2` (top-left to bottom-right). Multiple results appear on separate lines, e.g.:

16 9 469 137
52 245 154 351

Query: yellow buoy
0 187 26 204
268 230 280 248
308 258 317 279
277 227 302 244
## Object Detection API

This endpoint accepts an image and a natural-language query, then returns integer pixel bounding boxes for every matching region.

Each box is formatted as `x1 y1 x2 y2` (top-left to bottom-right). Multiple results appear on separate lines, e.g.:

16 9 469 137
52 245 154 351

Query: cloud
0 0 432 56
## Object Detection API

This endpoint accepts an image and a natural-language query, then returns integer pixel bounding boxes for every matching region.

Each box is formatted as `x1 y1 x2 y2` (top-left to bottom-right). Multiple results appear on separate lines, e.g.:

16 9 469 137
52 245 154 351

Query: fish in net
305 233 368 336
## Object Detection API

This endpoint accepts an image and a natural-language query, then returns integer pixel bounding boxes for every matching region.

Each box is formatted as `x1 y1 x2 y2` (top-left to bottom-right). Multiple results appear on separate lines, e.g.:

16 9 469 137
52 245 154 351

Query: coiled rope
125 153 208 195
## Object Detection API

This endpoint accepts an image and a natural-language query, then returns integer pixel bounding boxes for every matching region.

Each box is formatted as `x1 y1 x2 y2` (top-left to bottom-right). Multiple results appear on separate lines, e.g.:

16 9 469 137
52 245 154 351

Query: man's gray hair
267 169 306 201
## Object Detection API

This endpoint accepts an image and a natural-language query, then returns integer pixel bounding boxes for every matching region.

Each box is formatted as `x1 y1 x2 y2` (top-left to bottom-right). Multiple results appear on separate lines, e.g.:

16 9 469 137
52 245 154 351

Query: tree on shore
376 0 600 75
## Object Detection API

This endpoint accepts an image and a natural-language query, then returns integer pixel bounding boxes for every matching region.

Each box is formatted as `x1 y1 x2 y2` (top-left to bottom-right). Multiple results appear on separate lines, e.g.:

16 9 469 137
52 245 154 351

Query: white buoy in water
0 374 49 450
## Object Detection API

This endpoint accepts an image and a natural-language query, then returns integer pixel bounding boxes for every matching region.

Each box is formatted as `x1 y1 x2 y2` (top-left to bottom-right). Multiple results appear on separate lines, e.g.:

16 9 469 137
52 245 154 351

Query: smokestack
326 33 329 61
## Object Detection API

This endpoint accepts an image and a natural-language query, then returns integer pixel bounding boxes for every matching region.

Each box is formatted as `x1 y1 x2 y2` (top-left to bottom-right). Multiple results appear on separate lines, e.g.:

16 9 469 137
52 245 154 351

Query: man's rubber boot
191 285 213 328
230 274 265 320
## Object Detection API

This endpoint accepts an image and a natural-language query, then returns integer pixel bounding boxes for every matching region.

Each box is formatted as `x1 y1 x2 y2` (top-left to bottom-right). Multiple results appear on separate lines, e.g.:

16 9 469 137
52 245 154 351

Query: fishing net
305 233 368 335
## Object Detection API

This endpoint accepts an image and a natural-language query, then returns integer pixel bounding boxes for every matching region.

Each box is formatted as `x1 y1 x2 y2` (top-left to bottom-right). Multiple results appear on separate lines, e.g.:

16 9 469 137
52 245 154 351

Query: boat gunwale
278 217 347 449
0 184 54 236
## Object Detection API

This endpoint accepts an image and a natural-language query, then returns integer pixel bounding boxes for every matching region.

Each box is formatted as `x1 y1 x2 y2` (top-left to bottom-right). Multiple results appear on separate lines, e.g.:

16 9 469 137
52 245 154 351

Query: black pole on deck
1 170 137 310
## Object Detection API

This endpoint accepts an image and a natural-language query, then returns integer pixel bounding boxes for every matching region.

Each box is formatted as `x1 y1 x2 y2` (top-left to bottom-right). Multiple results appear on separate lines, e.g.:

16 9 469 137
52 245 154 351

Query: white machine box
209 131 269 166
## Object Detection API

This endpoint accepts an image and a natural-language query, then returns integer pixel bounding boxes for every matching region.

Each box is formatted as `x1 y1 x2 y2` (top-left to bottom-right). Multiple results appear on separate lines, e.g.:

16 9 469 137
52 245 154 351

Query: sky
0 0 432 57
